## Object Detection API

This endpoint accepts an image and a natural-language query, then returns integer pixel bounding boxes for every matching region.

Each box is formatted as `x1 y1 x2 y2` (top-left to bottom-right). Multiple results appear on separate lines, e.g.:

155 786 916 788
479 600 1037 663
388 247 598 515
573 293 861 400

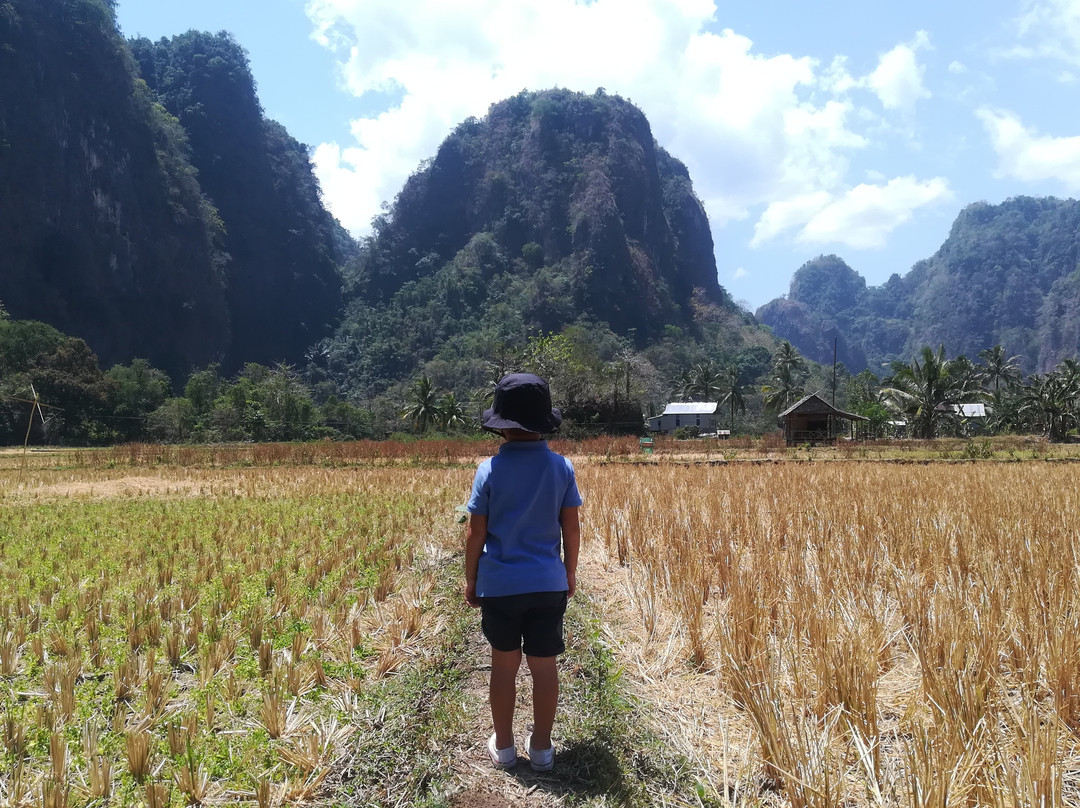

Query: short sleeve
562 461 583 508
466 462 491 515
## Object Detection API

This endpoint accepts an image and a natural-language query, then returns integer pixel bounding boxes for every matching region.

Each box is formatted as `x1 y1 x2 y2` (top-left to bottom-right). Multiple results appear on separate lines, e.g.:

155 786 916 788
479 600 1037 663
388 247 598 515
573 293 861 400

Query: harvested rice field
2 439 1080 806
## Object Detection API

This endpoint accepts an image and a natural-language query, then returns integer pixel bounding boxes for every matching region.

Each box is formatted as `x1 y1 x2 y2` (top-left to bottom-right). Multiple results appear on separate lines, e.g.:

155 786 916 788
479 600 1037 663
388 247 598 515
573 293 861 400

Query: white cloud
753 177 952 249
977 107 1080 190
1013 0 1080 66
303 0 883 240
866 31 931 113
948 60 967 74
732 267 748 279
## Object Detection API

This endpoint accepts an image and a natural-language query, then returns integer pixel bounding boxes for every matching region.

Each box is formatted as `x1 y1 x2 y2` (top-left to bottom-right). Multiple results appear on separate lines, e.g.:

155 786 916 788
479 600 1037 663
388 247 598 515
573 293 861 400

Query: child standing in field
464 373 582 771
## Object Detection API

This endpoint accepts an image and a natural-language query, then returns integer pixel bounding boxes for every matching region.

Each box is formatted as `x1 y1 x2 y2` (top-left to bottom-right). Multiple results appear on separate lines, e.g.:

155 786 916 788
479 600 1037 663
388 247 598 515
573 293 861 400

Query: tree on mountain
402 375 441 434
881 346 964 439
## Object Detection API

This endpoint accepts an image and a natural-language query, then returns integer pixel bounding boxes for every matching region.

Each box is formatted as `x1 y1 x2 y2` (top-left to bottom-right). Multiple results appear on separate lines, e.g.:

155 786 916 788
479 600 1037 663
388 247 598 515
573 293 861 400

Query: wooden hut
777 393 867 446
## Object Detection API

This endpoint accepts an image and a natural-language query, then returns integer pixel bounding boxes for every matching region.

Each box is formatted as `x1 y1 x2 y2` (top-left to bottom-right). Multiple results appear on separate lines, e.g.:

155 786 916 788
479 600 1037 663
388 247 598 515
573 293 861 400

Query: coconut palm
881 345 964 439
773 340 805 379
1019 369 1080 442
719 364 747 432
762 365 805 415
978 345 1023 394
684 361 725 402
401 375 441 433
668 368 694 402
436 392 469 432
761 341 808 415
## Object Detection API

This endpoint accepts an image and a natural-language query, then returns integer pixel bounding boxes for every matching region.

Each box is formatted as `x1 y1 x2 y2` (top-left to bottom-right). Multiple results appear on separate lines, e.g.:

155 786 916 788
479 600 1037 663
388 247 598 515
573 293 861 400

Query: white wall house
647 402 719 435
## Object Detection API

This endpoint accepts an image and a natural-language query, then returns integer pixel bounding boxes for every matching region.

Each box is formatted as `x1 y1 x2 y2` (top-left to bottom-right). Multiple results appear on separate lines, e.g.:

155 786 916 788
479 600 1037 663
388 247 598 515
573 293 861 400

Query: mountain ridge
756 196 1080 374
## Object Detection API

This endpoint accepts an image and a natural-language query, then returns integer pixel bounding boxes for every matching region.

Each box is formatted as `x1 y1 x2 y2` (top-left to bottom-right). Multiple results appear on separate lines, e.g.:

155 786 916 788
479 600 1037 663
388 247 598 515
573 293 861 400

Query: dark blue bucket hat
482 373 562 434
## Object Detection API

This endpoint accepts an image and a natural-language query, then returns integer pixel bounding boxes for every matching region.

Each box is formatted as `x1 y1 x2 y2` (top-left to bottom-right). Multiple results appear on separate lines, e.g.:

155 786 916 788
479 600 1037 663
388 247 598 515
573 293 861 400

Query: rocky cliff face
348 89 726 345
757 198 1080 374
0 1 352 380
328 89 734 393
132 32 350 370
0 0 229 378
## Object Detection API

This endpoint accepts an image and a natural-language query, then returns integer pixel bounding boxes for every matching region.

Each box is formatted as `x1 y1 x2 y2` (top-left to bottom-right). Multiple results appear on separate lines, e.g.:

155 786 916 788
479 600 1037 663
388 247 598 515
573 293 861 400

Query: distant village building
954 403 987 418
647 402 719 435
777 393 867 446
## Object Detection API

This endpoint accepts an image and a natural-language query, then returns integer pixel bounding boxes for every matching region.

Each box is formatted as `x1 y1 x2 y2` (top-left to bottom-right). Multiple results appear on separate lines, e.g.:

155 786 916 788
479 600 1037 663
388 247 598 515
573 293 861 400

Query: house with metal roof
777 393 867 446
647 402 719 435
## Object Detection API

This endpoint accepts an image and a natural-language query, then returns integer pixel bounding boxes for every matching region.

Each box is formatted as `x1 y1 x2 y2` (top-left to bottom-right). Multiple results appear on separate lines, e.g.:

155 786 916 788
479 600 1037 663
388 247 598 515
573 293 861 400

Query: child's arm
464 513 487 607
560 506 580 598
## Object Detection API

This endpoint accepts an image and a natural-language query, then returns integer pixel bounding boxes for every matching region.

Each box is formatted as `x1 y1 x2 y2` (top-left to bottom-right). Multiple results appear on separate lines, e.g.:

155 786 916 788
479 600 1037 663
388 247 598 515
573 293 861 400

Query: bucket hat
481 373 562 434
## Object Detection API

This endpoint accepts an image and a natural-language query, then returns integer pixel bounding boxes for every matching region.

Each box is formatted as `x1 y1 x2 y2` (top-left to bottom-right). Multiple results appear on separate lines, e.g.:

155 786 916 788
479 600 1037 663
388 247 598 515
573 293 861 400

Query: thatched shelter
778 393 867 446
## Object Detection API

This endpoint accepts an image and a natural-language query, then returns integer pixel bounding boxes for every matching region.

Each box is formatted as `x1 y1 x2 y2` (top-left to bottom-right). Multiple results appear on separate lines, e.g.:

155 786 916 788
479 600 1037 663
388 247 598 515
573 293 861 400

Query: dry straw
579 461 1080 803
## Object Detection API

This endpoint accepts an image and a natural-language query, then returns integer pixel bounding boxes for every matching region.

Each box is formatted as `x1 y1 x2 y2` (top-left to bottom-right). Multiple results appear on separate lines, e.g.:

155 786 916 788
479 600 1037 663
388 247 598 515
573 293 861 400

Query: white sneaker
487 734 517 769
525 733 554 772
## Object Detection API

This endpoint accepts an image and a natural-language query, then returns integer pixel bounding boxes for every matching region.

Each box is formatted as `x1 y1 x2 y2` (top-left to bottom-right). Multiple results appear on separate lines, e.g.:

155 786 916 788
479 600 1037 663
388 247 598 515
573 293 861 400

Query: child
464 372 582 772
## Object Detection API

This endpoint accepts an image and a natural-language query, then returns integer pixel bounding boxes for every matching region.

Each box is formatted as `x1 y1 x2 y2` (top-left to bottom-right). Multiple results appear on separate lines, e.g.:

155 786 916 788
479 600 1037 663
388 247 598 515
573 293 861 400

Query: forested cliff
757 197 1080 374
0 0 351 379
323 89 750 398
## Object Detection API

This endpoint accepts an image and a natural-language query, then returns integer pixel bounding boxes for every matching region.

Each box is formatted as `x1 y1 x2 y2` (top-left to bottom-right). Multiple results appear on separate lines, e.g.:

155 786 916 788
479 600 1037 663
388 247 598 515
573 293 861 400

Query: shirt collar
498 440 548 453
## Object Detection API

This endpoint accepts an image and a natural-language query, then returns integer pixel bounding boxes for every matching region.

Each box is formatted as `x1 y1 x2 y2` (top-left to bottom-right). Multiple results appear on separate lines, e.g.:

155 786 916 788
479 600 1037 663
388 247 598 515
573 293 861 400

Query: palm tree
761 341 808 415
1019 368 1080 442
401 375 441 433
880 345 963 439
762 364 805 415
669 368 694 402
719 364 747 433
773 340 805 379
684 361 725 401
436 392 469 432
978 345 1022 395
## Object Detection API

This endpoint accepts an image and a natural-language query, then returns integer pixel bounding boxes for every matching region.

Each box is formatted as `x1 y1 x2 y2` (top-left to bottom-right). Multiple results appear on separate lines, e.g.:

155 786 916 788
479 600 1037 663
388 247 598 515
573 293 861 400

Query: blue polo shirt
466 440 583 597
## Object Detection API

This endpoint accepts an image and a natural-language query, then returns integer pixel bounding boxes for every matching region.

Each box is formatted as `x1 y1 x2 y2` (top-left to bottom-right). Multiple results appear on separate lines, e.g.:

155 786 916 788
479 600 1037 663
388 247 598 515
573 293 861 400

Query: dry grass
580 461 1080 805
5 442 1080 805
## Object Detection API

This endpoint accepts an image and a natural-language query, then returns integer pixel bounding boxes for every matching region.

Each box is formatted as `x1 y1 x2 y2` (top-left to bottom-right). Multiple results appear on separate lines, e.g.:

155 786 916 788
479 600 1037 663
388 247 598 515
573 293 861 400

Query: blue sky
116 0 1080 311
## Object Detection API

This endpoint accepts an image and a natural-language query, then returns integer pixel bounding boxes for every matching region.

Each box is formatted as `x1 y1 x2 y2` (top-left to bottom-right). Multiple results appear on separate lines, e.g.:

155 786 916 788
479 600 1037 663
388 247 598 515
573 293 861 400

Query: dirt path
433 535 710 808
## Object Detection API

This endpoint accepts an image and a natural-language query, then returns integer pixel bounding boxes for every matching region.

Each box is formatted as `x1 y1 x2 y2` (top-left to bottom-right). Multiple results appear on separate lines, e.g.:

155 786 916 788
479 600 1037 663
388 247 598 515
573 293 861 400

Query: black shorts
479 591 568 657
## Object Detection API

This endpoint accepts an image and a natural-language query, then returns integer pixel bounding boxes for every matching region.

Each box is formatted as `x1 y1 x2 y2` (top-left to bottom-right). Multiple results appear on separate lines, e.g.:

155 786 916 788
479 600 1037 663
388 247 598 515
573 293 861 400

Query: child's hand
567 571 576 598
464 580 480 608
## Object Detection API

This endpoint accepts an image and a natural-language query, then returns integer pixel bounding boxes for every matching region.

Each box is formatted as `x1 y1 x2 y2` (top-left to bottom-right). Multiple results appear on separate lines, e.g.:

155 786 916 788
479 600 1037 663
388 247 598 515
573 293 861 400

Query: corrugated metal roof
661 402 718 415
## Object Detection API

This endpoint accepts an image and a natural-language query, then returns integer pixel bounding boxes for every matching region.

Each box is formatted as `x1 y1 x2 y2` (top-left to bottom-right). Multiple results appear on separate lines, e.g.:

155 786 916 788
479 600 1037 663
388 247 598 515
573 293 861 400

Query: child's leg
525 654 558 750
490 648 522 750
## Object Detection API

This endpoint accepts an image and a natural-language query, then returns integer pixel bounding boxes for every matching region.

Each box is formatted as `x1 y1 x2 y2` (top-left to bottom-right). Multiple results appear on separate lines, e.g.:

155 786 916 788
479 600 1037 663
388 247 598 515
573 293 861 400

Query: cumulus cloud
866 30 931 113
732 267 748 279
753 177 951 249
304 0 939 256
1012 0 1080 66
978 107 1080 190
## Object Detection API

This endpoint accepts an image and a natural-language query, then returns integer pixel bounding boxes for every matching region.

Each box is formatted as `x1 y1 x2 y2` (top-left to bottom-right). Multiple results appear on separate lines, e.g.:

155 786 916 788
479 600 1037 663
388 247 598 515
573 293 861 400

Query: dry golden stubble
577 461 1080 802
125 728 153 783
145 781 170 808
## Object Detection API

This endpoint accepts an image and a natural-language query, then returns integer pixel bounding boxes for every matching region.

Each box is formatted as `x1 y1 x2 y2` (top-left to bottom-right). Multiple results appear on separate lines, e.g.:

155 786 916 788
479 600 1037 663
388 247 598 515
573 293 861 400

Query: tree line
5 301 1079 445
